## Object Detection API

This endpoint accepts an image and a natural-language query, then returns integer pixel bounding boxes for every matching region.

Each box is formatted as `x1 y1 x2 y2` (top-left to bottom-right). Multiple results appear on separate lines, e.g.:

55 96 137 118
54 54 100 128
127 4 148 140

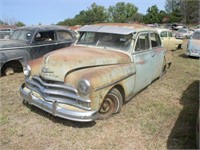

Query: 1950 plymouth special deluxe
20 23 167 122
0 25 76 76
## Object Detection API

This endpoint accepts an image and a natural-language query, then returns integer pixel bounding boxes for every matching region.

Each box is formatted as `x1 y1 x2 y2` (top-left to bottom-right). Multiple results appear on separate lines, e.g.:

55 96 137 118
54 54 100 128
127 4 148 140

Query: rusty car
0 25 76 76
20 23 167 122
186 29 200 57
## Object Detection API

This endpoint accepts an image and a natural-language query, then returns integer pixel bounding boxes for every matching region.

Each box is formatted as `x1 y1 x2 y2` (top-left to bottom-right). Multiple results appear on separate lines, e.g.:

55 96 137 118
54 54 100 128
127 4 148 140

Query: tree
0 19 8 25
58 3 109 26
0 17 25 26
165 0 200 24
181 0 200 24
84 3 109 24
15 21 25 27
165 0 181 13
108 2 138 23
143 5 160 24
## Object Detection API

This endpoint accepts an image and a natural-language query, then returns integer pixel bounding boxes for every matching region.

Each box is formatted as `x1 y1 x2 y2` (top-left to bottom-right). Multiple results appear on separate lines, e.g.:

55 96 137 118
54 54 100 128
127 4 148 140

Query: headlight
23 65 31 77
77 79 91 96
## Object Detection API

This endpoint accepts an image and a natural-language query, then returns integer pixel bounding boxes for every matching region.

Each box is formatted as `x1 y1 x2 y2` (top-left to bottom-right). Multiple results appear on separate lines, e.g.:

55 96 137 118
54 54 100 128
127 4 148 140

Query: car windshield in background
192 32 200 40
77 32 132 51
10 30 33 41
178 29 187 33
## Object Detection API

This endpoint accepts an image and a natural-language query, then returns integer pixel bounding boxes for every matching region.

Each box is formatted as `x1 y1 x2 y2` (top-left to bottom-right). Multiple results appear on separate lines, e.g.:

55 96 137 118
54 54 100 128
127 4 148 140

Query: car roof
15 25 69 31
79 23 155 35
156 28 172 33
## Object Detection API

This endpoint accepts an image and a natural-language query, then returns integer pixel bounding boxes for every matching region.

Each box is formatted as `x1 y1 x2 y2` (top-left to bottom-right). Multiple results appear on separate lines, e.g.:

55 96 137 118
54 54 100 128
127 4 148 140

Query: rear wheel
5 67 14 76
98 88 123 119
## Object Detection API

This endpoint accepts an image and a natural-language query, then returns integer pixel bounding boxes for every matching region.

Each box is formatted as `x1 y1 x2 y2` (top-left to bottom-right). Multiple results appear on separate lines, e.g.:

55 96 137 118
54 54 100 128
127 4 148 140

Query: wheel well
113 85 125 103
1 60 23 75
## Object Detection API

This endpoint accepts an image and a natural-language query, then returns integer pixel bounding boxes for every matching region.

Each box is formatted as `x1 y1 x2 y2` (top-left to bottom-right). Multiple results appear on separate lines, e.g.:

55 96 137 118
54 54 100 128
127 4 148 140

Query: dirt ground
0 40 199 150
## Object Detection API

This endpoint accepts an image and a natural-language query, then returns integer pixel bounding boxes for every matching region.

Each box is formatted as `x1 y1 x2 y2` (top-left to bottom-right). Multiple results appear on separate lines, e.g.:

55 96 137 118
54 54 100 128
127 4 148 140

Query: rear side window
150 33 161 48
57 31 73 41
34 31 55 42
135 33 150 51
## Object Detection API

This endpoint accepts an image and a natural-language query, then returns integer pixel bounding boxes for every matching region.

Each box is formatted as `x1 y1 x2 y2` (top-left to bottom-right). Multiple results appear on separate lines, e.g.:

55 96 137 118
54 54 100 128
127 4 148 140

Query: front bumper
186 52 200 57
175 35 185 39
20 83 99 122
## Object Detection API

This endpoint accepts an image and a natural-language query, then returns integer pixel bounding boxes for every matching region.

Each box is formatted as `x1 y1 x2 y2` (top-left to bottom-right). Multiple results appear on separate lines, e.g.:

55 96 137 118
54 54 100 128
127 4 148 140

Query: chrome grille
25 76 91 110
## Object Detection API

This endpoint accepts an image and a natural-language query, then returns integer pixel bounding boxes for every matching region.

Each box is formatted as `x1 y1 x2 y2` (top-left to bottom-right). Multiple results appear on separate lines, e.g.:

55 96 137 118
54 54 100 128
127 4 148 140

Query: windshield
10 30 33 41
77 32 132 51
178 29 187 33
192 31 200 40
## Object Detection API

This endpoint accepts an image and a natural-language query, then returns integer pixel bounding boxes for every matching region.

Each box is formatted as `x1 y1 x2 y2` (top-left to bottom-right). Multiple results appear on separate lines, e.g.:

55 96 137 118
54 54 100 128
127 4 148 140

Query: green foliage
57 1 199 26
108 2 138 23
15 21 25 27
165 0 200 24
0 19 8 25
58 3 109 26
165 0 181 13
143 5 164 24
181 0 200 24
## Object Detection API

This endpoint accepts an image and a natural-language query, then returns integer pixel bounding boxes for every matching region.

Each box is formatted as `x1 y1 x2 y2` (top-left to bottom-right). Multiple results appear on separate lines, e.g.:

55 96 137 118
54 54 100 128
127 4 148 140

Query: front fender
0 49 30 67
64 63 136 109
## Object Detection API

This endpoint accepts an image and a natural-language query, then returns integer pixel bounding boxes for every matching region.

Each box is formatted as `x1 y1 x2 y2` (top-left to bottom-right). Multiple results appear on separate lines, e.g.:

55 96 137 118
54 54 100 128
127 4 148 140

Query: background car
158 29 183 50
194 25 200 29
0 25 76 76
0 28 13 40
175 28 193 39
157 28 183 68
171 23 185 31
186 29 200 57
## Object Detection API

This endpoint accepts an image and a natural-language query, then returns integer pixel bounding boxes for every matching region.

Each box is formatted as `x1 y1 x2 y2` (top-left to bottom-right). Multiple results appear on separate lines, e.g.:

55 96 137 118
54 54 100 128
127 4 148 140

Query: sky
0 0 166 25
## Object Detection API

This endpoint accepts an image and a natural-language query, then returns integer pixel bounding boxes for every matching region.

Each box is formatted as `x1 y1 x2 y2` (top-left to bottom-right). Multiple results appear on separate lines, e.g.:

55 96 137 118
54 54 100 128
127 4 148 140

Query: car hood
0 40 28 50
39 45 132 81
188 39 200 51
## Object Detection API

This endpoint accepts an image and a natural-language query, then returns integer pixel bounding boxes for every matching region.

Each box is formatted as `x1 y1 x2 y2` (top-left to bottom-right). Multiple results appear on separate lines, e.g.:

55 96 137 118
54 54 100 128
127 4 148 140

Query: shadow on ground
23 101 96 128
179 54 200 59
167 80 199 149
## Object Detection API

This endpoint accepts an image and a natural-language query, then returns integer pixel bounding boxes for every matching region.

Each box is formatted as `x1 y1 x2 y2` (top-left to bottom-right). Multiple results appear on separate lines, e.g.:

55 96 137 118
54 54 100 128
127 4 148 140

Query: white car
186 29 200 57
175 28 193 39
157 29 183 68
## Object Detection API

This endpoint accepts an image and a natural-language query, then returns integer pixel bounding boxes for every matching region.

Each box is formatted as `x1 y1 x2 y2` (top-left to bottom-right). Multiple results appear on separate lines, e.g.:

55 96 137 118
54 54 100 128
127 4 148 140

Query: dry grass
0 40 199 150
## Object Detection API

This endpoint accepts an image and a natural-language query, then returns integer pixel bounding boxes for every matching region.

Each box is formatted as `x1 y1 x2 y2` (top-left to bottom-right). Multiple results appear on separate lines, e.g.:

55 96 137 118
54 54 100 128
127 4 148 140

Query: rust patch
39 45 132 81
28 57 43 75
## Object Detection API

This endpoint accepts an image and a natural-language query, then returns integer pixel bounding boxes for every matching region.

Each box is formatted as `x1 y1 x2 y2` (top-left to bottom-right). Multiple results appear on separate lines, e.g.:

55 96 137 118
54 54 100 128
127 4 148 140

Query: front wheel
98 88 123 119
5 67 14 76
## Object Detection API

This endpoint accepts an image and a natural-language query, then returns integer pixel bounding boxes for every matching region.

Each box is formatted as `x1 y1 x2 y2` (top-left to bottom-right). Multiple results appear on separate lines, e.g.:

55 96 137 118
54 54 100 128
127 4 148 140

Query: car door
168 31 177 50
150 32 165 80
30 30 57 59
132 32 154 93
160 31 169 50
